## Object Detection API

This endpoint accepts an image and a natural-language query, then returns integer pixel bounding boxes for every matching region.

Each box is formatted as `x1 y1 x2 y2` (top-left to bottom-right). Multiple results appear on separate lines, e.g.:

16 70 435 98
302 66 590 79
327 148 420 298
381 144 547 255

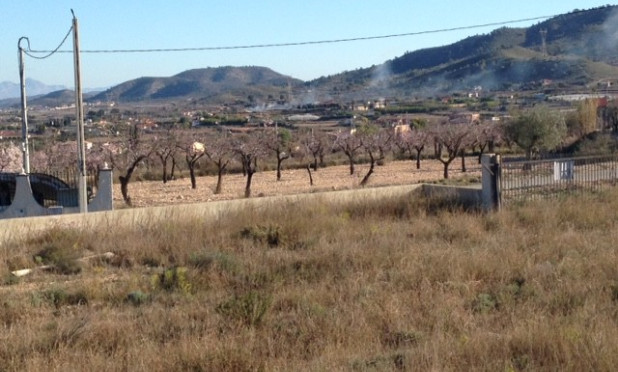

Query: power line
23 13 562 55
20 25 73 59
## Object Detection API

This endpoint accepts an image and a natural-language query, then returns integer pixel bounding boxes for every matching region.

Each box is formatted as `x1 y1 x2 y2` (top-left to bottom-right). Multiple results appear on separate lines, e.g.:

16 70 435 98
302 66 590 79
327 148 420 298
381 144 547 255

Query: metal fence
30 168 98 208
499 154 618 205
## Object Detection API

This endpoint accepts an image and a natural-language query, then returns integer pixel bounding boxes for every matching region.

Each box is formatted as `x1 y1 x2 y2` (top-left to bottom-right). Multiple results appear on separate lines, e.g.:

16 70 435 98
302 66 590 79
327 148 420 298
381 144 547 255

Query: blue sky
1 1 615 88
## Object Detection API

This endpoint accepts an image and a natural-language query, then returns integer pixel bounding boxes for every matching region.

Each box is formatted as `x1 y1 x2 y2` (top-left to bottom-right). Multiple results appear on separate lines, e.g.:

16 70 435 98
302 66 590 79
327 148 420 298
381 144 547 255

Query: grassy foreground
1 190 618 371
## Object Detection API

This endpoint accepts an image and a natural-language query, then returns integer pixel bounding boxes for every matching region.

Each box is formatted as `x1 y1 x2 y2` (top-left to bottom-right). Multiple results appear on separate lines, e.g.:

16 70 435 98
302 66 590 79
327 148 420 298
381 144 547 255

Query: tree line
0 99 611 206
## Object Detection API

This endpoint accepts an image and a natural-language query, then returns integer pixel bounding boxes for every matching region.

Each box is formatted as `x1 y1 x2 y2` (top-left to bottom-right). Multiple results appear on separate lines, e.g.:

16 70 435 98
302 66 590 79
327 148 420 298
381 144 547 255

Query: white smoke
601 7 618 50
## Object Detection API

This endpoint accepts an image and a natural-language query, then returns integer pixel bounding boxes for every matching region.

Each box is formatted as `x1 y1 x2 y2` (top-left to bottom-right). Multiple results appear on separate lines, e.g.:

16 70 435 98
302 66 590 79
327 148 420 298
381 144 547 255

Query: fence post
88 166 113 212
481 154 501 211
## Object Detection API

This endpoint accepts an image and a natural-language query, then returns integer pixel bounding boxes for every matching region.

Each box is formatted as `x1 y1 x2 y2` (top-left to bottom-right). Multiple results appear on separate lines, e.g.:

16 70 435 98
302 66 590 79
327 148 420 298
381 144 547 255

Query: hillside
89 66 302 104
7 6 618 108
312 5 618 100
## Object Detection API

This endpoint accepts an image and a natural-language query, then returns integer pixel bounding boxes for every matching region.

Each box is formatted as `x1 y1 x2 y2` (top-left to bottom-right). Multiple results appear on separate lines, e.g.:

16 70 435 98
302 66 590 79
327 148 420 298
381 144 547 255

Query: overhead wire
20 25 73 59
21 12 567 56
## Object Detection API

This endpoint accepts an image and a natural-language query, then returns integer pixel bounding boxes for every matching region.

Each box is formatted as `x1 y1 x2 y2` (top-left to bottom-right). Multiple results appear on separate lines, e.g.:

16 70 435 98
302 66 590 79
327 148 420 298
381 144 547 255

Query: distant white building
288 114 320 121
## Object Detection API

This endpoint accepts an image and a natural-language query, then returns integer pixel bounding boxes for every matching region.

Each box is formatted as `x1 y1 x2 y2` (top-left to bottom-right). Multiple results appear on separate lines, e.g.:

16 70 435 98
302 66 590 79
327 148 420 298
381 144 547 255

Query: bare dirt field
114 158 481 209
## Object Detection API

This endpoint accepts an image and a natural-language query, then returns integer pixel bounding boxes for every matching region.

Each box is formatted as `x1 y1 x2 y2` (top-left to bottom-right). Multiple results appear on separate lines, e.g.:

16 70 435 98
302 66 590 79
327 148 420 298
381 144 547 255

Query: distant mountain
28 89 76 107
4 6 616 108
0 79 65 100
89 66 301 104
0 89 100 109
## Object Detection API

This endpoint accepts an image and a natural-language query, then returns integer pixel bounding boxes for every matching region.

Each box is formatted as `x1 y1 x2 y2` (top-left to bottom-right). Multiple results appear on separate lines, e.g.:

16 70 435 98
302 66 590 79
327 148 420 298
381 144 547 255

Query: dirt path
115 158 481 209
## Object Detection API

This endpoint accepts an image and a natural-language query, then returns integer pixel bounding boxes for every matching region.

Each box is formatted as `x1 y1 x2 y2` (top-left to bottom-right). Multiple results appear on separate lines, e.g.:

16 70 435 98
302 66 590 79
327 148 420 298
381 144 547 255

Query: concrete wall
0 169 113 221
0 161 499 243
421 183 482 208
0 184 424 243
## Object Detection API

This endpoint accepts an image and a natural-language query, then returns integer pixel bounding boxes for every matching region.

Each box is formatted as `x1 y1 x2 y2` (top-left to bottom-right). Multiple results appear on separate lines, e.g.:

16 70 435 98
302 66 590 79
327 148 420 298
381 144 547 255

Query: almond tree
293 138 315 186
474 122 503 163
177 131 206 189
300 129 328 171
432 123 470 179
263 126 293 181
333 129 362 175
0 142 22 172
358 124 393 186
154 128 179 184
233 133 267 198
396 127 429 170
103 124 153 206
33 140 75 173
204 130 234 194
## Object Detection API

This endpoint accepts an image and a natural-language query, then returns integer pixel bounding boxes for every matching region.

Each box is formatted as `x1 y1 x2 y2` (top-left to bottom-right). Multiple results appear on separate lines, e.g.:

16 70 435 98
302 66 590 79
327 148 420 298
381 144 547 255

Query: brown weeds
1 190 618 370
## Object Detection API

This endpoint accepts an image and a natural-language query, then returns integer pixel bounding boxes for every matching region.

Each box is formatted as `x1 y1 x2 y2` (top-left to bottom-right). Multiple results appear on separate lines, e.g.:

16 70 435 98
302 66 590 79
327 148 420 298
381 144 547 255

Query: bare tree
396 127 429 170
300 129 328 171
103 124 153 206
432 123 470 179
473 122 503 163
177 131 206 189
333 129 362 175
204 130 234 194
233 133 267 198
358 124 393 186
297 130 329 186
263 126 293 181
154 128 179 183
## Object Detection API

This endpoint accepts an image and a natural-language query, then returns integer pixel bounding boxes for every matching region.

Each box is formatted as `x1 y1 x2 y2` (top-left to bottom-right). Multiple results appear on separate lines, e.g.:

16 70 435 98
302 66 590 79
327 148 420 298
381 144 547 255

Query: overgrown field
1 190 618 371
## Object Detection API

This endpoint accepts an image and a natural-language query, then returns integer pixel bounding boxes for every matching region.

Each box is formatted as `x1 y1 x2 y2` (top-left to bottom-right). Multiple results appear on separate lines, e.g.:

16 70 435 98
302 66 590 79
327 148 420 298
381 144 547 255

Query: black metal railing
29 168 98 208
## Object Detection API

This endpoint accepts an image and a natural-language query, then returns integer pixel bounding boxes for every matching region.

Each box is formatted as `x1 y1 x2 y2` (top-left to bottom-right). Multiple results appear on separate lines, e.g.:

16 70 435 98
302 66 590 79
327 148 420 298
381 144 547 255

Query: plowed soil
113 158 481 209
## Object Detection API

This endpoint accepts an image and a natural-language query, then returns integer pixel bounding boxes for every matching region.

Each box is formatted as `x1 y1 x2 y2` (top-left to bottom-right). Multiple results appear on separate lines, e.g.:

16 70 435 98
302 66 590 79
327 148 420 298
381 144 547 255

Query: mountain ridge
4 5 617 108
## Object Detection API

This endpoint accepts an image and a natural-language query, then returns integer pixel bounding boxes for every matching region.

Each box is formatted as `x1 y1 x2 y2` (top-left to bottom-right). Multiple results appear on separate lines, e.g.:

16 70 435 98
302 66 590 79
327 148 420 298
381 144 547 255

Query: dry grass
1 189 618 371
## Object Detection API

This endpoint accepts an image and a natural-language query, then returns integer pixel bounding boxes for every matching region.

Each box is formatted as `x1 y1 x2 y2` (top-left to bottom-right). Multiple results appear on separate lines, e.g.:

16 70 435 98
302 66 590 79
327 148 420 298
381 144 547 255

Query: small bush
151 266 192 294
126 290 151 306
33 244 82 275
41 288 89 308
240 224 283 247
472 292 498 313
611 283 618 303
2 273 20 286
188 251 215 271
382 329 422 349
351 353 407 371
0 299 24 326
216 290 272 327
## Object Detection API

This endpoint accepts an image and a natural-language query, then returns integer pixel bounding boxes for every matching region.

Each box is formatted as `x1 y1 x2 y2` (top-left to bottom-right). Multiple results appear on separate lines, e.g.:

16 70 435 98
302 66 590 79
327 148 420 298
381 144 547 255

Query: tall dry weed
1 189 618 370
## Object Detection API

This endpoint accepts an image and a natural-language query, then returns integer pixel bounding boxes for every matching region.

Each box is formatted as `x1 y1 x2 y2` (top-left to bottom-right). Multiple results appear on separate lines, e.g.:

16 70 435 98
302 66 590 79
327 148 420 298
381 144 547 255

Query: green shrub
472 293 497 313
33 244 82 275
216 290 272 327
240 224 283 247
41 288 88 308
151 266 192 294
188 251 215 270
126 290 151 306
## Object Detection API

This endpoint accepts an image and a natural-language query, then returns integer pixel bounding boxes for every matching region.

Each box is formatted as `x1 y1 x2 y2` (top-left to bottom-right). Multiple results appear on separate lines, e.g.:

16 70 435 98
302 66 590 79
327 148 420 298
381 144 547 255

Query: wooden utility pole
72 10 88 213
17 38 30 174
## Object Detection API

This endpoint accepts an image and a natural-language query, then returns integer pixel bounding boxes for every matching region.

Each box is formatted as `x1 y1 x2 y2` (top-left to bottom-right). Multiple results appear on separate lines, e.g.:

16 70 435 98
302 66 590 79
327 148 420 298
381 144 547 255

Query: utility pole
17 37 30 174
72 10 88 213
